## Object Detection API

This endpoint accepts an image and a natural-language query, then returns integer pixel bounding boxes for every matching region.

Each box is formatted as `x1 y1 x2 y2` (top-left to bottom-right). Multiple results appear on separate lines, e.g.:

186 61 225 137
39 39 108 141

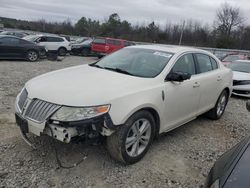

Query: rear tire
27 50 39 62
58 47 67 56
205 90 229 120
106 110 155 164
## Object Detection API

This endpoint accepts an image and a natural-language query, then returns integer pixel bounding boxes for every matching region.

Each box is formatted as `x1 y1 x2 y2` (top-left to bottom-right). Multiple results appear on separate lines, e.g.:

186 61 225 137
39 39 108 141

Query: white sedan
228 60 250 98
15 45 232 164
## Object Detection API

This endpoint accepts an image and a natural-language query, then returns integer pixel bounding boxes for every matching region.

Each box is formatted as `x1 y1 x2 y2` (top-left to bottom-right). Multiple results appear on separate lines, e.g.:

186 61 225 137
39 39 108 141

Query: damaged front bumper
15 112 118 146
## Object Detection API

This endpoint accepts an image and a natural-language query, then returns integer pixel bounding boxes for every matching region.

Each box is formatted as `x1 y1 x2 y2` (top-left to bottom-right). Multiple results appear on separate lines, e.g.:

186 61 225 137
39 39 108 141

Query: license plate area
15 113 28 133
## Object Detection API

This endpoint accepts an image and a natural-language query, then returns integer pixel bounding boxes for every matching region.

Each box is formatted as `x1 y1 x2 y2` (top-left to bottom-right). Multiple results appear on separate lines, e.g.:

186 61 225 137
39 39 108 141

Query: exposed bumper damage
16 112 117 146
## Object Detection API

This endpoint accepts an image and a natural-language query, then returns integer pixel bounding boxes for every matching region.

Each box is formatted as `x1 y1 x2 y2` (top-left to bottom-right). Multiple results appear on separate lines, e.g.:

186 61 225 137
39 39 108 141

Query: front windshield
223 55 241 62
76 38 87 43
94 48 173 78
228 62 250 73
23 35 38 41
81 39 93 45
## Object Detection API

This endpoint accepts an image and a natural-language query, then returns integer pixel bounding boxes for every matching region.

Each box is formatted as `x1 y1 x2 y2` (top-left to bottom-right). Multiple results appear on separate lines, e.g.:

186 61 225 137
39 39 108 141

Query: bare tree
216 3 244 37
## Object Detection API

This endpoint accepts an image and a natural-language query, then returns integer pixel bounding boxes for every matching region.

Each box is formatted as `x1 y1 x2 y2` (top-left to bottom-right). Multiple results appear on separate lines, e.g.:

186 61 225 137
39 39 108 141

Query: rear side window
93 38 106 44
172 54 196 75
210 57 218 70
195 54 213 73
0 37 20 44
47 37 64 42
107 39 121 46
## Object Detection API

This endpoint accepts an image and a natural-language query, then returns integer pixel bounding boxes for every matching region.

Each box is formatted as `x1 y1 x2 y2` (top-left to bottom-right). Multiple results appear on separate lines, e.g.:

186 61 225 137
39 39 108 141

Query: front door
162 53 200 132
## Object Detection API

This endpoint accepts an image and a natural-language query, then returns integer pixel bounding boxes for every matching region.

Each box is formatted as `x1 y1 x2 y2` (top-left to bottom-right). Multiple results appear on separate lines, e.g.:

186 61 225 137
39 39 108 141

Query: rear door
91 38 106 53
106 39 122 53
194 53 223 114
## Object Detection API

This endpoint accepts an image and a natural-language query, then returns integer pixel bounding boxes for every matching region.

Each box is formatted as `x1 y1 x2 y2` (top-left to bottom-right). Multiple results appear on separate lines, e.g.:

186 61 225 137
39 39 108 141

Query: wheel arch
123 106 161 138
58 46 67 51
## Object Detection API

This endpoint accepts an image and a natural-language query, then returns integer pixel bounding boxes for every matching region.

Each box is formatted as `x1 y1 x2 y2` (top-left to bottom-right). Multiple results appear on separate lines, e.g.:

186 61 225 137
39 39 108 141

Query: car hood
25 65 151 106
233 71 250 81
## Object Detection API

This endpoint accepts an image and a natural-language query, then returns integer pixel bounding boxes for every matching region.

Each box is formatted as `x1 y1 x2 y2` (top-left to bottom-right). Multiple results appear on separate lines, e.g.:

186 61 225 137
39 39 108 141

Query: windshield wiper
102 67 135 76
89 63 104 69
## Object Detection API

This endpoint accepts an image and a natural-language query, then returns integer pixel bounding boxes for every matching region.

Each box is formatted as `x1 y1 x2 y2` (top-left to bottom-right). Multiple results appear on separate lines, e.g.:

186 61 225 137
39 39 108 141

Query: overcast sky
1 0 250 26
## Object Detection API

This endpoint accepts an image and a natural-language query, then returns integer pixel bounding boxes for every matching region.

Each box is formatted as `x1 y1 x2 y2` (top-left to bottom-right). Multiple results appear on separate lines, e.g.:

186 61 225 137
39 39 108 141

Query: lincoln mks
15 45 232 164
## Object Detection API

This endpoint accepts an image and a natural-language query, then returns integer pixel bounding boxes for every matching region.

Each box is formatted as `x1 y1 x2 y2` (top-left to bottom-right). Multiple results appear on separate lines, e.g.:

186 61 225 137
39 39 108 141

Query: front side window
38 37 47 42
195 53 213 73
171 54 196 75
93 48 173 78
93 38 106 44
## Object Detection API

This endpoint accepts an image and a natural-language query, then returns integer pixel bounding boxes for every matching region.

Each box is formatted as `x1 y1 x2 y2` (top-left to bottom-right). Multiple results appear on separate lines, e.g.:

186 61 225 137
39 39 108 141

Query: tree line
1 3 250 50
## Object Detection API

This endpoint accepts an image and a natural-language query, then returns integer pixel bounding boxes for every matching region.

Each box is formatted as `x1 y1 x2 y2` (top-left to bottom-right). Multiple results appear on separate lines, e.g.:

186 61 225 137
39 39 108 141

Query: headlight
50 105 110 122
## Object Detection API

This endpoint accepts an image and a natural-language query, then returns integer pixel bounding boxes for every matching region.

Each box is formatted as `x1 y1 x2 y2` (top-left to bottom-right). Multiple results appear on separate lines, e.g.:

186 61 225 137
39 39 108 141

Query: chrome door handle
193 82 200 88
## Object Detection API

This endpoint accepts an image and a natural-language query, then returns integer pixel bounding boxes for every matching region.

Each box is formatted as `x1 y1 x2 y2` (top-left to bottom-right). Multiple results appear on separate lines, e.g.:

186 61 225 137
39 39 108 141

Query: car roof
127 44 206 54
95 37 127 41
31 34 63 38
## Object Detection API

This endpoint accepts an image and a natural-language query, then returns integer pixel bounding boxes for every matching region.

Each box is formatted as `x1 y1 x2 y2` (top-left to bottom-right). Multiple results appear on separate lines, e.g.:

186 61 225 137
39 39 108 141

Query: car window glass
95 48 173 78
107 39 115 45
172 54 196 75
124 41 132 46
0 37 20 44
39 37 47 42
223 55 241 62
93 38 106 44
113 40 121 46
47 37 64 42
210 57 218 69
195 54 213 73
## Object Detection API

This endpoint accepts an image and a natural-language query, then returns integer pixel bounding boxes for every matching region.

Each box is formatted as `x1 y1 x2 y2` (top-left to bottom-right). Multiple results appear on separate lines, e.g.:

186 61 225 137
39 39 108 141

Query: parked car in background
228 60 250 97
221 54 249 66
0 35 46 61
0 31 28 38
15 45 232 164
71 37 89 44
23 35 71 56
71 38 93 56
91 37 135 58
205 101 250 188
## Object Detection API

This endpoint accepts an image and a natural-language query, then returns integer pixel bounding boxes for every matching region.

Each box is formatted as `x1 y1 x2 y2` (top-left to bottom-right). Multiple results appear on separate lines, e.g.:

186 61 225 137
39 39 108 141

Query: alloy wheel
125 118 152 157
217 94 227 116
28 51 38 61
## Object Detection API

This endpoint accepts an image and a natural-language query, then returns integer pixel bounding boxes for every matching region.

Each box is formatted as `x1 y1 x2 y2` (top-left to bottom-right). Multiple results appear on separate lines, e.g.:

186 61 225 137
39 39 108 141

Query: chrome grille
25 99 60 123
18 89 28 112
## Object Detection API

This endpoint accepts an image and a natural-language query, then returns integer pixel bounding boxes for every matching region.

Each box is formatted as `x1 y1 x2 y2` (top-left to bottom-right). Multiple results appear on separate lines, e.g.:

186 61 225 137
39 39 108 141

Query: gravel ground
0 56 249 188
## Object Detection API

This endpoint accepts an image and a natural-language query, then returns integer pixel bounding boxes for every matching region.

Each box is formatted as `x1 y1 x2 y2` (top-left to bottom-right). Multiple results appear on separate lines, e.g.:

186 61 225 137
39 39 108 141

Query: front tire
27 50 39 62
206 90 229 120
106 110 155 164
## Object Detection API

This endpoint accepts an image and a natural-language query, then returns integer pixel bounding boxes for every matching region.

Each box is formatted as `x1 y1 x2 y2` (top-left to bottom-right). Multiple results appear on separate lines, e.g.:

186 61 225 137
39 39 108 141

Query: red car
221 54 249 66
91 37 134 58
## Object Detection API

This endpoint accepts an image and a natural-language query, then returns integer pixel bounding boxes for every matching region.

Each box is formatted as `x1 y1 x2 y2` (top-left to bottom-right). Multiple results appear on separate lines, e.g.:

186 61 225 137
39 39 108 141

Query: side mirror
247 100 250 112
165 72 191 82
